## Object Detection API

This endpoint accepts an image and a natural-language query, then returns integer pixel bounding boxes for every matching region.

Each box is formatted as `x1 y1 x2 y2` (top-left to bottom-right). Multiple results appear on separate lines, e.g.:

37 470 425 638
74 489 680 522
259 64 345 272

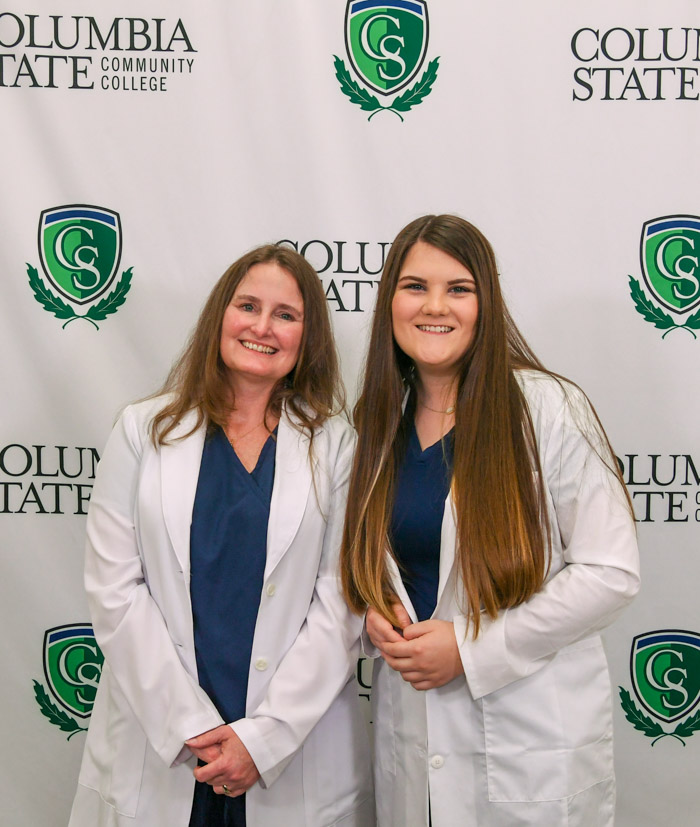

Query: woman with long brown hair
341 215 639 826
69 244 373 827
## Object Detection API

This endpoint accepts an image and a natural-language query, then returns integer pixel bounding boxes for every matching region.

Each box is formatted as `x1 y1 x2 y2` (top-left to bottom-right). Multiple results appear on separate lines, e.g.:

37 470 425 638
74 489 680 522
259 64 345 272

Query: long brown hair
341 215 625 637
151 244 344 444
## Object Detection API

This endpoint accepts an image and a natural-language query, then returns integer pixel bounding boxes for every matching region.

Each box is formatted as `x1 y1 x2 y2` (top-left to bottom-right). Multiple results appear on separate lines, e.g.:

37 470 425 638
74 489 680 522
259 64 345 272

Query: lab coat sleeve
84 405 224 767
456 380 640 700
230 424 363 787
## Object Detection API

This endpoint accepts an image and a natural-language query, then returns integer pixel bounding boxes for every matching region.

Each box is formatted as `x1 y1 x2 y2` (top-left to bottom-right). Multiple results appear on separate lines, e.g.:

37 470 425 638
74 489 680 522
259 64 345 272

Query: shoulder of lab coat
456 370 640 699
230 412 364 787
85 396 224 768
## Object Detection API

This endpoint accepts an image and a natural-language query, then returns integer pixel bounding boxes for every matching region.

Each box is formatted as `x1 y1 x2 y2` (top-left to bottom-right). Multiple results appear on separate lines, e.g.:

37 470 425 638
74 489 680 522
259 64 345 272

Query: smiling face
220 261 304 389
391 241 479 381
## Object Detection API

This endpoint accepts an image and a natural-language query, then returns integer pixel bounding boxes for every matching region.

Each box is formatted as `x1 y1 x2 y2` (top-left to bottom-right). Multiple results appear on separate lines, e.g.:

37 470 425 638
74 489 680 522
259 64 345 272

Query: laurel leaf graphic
673 707 700 738
26 264 77 321
682 307 700 330
33 679 84 735
333 55 382 112
618 687 665 737
391 57 440 113
628 277 677 330
85 268 133 322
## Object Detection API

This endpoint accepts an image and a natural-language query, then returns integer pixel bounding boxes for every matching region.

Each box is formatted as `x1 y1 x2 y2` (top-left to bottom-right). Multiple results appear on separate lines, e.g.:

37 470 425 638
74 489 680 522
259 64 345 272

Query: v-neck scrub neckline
390 420 454 622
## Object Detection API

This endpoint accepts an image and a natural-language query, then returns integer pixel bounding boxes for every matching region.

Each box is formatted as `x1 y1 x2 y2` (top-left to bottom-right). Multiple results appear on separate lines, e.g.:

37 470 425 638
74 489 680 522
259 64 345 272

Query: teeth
418 325 452 333
241 341 276 354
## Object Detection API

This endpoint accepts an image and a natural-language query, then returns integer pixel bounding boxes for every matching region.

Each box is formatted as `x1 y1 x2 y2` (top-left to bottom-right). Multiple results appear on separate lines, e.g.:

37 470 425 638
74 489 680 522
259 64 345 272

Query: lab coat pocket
482 636 613 803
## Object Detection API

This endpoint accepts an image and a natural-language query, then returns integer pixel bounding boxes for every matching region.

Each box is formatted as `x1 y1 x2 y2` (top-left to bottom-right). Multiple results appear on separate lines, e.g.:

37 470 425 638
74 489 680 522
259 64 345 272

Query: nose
422 288 448 315
250 312 273 337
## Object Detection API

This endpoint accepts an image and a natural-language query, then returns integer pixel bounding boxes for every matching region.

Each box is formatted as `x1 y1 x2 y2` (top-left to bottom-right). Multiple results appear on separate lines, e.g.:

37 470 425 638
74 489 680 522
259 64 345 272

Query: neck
415 371 458 412
226 374 277 427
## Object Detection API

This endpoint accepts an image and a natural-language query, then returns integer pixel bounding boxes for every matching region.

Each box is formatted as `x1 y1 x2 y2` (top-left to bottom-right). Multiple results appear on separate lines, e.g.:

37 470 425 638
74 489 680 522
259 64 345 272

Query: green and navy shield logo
345 0 428 95
628 215 700 339
631 631 700 724
43 623 104 719
641 216 700 315
26 204 133 329
39 206 121 305
334 0 439 121
619 629 700 746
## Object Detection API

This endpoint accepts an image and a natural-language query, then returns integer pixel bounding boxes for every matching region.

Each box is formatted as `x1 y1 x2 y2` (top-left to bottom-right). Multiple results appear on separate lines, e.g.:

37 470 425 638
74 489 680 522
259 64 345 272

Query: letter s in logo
54 225 101 290
360 14 406 81
656 234 700 302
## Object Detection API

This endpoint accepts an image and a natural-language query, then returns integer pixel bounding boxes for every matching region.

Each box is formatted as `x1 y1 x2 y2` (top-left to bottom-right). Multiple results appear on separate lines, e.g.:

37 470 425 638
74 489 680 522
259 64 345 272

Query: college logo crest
334 1 439 121
26 205 133 329
619 630 700 746
33 623 104 739
629 215 700 338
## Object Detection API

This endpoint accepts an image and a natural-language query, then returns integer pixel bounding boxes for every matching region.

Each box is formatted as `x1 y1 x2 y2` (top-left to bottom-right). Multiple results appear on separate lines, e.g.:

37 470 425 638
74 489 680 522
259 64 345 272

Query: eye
239 302 255 312
449 284 476 295
278 311 295 321
402 281 426 291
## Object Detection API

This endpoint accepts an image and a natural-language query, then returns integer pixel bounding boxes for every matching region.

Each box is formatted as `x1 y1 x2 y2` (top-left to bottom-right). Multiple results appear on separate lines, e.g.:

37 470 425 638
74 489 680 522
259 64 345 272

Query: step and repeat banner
1 1 698 824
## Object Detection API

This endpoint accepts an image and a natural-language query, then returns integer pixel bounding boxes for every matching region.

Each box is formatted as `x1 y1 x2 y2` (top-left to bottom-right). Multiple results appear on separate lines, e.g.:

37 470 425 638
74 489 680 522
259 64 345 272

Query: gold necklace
418 400 456 415
225 421 264 447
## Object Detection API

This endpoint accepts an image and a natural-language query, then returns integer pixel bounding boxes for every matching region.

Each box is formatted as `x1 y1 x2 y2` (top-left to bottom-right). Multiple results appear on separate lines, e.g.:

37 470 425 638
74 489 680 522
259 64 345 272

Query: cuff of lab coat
166 710 225 768
455 611 528 699
229 718 293 789
360 613 380 659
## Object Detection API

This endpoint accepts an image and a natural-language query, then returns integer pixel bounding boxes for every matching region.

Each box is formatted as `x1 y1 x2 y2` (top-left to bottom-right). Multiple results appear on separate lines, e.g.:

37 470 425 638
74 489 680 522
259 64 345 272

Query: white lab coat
370 371 640 826
69 397 373 827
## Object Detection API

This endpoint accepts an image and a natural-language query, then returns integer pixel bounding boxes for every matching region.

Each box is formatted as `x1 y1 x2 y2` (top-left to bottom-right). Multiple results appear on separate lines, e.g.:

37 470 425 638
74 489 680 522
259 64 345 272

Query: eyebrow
235 294 303 314
397 275 476 285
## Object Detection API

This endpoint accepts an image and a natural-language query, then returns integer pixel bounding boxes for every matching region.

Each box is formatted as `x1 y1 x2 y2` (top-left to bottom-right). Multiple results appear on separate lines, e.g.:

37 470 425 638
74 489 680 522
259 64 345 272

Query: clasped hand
366 602 464 691
186 726 260 797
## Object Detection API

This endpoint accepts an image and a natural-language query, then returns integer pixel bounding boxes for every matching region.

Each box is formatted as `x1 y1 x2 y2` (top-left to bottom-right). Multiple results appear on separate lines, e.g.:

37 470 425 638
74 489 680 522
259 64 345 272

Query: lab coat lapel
160 411 205 577
434 492 458 615
264 413 312 580
386 555 419 625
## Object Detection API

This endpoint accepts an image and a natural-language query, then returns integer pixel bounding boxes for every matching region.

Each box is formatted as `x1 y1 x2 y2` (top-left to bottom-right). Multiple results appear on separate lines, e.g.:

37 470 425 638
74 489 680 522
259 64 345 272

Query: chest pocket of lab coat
482 636 613 803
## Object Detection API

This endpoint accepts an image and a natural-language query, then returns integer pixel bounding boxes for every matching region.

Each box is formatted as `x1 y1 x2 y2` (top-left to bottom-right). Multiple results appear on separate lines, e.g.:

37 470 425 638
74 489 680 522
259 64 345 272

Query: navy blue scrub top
391 420 454 623
188 425 276 827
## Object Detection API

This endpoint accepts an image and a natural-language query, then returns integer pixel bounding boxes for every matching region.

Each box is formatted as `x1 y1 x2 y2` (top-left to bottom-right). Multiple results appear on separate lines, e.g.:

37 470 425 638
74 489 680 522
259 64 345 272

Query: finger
381 653 416 672
367 612 404 644
186 728 226 748
190 745 221 763
392 601 412 630
194 758 226 784
410 680 435 691
372 626 405 645
380 639 415 658
402 620 434 640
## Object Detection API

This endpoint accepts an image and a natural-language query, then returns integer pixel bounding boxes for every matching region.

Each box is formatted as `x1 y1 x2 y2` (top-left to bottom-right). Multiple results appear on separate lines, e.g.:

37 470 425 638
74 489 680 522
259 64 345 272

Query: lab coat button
266 583 276 596
430 755 444 769
254 657 268 671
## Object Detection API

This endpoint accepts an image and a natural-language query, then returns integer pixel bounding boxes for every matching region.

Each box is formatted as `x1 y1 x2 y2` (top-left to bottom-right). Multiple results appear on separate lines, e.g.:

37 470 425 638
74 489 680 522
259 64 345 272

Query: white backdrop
2 1 699 824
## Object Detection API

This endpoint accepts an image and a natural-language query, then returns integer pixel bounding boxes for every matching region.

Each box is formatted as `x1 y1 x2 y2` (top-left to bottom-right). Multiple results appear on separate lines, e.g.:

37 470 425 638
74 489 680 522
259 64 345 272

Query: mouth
416 325 453 333
240 340 278 355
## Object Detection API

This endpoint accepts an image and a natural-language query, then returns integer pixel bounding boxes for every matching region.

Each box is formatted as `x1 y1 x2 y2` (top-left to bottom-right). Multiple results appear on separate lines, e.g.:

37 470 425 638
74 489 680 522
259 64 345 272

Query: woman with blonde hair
341 214 639 826
70 244 373 827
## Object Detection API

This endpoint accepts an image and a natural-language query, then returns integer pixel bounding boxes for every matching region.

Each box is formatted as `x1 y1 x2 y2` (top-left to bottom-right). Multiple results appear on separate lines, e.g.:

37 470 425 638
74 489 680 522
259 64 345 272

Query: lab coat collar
159 406 314 581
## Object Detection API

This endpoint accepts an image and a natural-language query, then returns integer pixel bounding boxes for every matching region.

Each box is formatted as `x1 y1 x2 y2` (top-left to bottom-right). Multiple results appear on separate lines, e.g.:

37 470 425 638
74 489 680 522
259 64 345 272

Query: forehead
234 261 303 305
400 241 474 281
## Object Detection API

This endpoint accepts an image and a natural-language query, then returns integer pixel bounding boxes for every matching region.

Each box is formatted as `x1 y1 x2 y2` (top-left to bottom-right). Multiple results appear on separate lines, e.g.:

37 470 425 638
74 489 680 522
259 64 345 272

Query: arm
457 382 640 699
85 406 223 767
